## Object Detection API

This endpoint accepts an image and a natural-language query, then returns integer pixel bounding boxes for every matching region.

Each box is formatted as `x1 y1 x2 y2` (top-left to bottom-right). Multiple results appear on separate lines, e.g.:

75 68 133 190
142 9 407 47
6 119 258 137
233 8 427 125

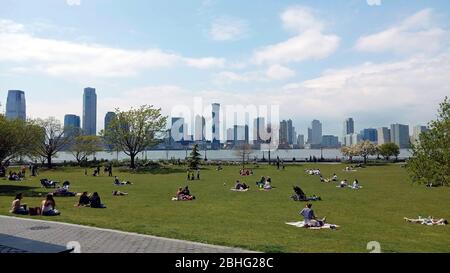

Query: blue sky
1 0 449 137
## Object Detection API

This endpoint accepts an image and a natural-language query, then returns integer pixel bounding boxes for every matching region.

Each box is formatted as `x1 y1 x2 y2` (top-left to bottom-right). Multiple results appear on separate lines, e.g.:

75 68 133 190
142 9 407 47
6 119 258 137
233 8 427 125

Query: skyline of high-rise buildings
82 87 97 136
64 114 81 137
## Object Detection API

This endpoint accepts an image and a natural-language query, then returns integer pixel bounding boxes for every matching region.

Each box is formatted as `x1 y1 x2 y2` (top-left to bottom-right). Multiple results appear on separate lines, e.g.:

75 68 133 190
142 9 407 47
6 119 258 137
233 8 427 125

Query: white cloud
209 16 248 41
0 19 225 78
214 64 295 84
366 0 381 6
266 64 296 80
253 6 340 64
66 0 81 6
355 9 448 55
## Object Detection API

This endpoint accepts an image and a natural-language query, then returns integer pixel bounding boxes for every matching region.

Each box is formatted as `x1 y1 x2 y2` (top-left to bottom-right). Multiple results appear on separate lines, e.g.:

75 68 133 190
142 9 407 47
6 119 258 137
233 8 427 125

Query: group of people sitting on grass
319 173 339 183
291 186 322 201
76 192 107 208
174 186 195 201
404 216 448 226
187 170 200 180
235 180 250 190
8 171 24 181
10 193 60 216
52 181 77 197
256 176 273 190
338 179 362 189
240 169 253 176
305 169 321 176
114 176 133 186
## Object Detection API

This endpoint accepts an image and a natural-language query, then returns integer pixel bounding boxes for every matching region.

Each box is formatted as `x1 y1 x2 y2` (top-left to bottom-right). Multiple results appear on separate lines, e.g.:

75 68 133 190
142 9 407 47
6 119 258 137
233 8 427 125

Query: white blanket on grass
286 221 340 230
230 188 249 192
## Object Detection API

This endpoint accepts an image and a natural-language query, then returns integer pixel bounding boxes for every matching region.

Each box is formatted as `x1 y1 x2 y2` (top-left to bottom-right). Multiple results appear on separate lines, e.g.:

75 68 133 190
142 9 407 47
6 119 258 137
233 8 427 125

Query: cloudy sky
0 0 449 137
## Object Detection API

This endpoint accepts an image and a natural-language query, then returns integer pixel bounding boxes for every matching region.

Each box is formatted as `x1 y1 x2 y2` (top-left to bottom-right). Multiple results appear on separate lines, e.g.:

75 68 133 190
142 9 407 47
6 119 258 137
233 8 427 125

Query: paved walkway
0 216 253 253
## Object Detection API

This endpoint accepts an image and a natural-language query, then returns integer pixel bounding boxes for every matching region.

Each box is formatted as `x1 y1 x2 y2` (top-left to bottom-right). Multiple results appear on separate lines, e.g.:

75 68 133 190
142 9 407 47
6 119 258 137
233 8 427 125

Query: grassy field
1 163 449 253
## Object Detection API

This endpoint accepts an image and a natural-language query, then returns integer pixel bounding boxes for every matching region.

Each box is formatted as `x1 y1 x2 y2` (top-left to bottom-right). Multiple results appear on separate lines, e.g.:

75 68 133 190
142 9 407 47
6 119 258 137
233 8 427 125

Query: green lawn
1 163 449 253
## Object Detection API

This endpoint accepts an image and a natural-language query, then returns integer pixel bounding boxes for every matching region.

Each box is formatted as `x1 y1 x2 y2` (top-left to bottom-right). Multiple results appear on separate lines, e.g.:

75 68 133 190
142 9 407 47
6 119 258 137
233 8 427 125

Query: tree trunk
47 154 53 169
364 155 367 164
130 153 136 169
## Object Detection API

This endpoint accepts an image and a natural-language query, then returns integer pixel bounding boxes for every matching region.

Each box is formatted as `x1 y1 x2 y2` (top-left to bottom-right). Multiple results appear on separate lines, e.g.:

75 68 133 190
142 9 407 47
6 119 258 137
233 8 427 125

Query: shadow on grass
118 167 186 175
0 185 44 197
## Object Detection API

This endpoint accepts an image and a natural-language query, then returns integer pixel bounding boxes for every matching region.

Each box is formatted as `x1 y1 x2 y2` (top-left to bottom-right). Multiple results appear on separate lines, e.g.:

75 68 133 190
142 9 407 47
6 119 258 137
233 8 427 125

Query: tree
33 117 74 169
0 115 42 168
102 105 167 169
71 135 103 165
407 97 449 186
187 144 202 170
378 143 400 161
234 143 253 169
341 146 357 162
354 140 378 164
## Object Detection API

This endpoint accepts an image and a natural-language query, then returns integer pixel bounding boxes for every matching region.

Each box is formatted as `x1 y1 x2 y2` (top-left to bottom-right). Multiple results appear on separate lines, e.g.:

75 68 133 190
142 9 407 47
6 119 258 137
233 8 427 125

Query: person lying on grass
291 186 321 201
404 216 448 226
114 176 133 186
299 203 326 228
52 183 77 197
235 180 249 190
112 190 128 196
89 192 106 208
41 194 60 216
10 193 28 215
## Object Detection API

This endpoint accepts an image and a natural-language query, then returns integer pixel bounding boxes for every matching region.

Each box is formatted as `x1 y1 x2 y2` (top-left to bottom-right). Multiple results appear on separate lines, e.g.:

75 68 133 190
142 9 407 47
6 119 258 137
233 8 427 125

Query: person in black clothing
76 192 91 207
108 165 113 177
182 186 190 196
96 166 101 176
89 192 106 208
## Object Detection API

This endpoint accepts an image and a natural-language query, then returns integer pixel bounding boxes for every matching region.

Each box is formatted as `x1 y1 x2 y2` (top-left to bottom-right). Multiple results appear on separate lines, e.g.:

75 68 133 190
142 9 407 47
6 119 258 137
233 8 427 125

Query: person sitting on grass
256 176 266 188
235 180 249 190
112 190 128 196
332 174 338 182
41 194 60 216
76 192 91 207
8 171 22 181
114 176 133 186
263 180 273 190
176 187 195 200
299 203 326 228
351 179 362 189
89 192 106 208
404 216 448 226
339 180 348 188
10 193 28 215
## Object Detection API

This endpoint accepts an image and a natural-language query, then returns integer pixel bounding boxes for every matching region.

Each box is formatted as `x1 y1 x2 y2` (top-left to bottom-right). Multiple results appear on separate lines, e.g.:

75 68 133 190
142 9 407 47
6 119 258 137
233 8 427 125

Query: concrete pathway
0 215 253 253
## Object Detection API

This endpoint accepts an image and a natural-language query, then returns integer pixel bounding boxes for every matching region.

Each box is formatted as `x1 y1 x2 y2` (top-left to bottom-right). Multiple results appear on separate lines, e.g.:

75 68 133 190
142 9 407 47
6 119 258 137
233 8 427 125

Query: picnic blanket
230 188 249 192
286 221 340 230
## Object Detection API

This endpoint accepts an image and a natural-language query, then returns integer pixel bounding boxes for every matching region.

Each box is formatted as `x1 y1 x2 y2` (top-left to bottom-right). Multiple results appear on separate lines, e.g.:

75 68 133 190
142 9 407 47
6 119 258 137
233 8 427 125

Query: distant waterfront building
360 128 378 143
233 125 249 145
82 87 97 136
345 133 361 147
287 119 294 145
279 120 288 145
377 127 391 145
412 125 428 144
322 135 340 148
297 134 305 148
307 128 312 144
226 128 234 144
253 117 269 146
64 114 81 137
311 120 322 145
194 115 206 142
343 118 354 143
5 90 26 121
390 123 410 148
171 117 185 143
212 103 220 149
104 112 116 132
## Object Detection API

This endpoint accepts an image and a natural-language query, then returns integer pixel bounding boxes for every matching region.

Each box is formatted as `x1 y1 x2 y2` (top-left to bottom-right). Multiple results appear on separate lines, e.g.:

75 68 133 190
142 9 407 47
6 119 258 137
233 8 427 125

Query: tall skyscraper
311 120 322 145
345 133 361 146
279 120 288 145
412 125 428 144
307 128 312 144
322 135 340 148
82 87 97 136
194 115 206 141
64 114 81 137
287 119 294 144
5 90 26 121
377 127 391 145
390 123 410 148
212 103 220 149
342 118 354 146
360 128 378 143
171 117 185 143
104 112 116 132
297 134 305 148
233 125 249 145
253 117 268 145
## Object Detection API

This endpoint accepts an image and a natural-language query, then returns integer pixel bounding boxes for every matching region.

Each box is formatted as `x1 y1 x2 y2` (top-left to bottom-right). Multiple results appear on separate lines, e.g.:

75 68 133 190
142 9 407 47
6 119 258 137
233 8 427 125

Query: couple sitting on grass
75 192 107 208
240 169 253 176
299 203 328 228
305 169 321 176
319 174 338 183
174 186 195 201
338 179 362 189
256 176 273 190
114 176 133 186
404 216 448 226
10 193 60 216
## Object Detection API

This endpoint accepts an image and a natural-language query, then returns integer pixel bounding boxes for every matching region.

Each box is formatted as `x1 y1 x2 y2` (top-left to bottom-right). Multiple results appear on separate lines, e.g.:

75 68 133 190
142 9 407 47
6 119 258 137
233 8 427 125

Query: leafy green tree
354 140 378 164
102 105 167 169
187 144 202 170
0 115 42 167
407 97 449 186
71 135 103 165
32 117 74 168
378 142 400 161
